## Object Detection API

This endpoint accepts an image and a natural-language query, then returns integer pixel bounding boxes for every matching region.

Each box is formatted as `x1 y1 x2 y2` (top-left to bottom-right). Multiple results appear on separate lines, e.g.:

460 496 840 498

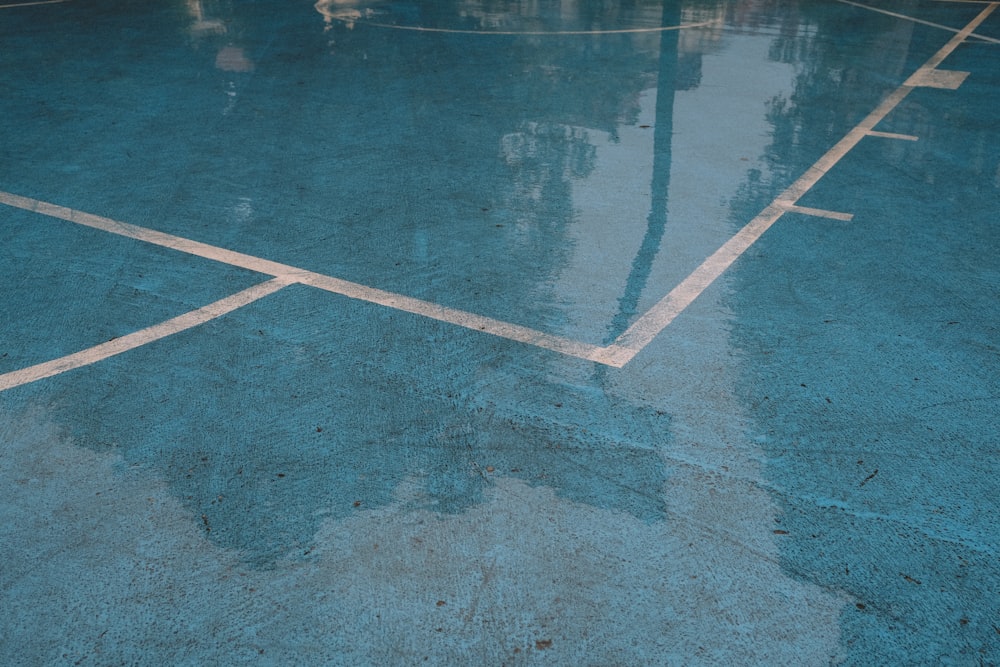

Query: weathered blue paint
1 0 998 664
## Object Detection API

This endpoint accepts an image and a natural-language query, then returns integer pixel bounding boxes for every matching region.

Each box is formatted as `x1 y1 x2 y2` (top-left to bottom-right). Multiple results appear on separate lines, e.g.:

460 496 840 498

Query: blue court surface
1 0 999 664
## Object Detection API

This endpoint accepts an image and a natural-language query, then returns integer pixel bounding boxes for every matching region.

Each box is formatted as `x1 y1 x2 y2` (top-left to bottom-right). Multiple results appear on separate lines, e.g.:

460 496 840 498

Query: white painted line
297 272 619 365
907 68 971 89
0 192 304 277
0 278 290 392
0 0 68 8
1 3 993 371
0 192 616 366
785 205 855 222
836 0 1000 44
319 17 721 36
867 130 920 141
611 2 997 357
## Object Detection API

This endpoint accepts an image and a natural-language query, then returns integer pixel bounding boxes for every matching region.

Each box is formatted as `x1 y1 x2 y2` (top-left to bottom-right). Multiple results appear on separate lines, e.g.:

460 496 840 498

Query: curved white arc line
336 18 721 36
0 278 290 392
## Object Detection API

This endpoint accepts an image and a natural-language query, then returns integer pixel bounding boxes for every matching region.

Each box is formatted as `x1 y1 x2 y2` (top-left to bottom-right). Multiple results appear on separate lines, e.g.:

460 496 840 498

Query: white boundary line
837 0 1000 43
610 2 997 355
0 277 290 392
0 3 994 379
0 191 616 368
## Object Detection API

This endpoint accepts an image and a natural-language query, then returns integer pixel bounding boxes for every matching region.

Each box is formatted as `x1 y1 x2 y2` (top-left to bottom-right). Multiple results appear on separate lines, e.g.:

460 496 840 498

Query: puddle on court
3 0 999 663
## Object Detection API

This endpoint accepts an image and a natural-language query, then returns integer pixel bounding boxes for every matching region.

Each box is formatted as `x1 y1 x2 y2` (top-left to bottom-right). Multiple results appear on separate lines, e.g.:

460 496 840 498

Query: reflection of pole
604 1 680 344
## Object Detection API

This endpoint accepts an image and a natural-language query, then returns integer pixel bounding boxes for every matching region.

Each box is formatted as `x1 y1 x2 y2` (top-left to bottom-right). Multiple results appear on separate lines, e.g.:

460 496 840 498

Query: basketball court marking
868 130 920 141
604 1 996 355
0 277 291 392
316 18 721 36
0 3 995 388
311 0 720 36
784 205 854 222
0 191 618 377
838 0 1000 43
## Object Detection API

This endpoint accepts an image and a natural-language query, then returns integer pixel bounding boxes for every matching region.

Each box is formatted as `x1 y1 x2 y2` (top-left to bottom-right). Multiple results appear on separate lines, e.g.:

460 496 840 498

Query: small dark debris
856 603 865 610
860 469 878 487
316 427 323 432
276 473 286 478
901 573 922 585
535 639 552 650
353 500 362 507
436 600 446 607
773 529 789 535
959 618 969 625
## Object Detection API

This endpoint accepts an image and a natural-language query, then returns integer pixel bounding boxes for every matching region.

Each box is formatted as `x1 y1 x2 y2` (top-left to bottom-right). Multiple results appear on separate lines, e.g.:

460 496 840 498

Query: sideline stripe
867 130 919 141
297 272 617 364
0 192 615 367
0 278 290 392
836 0 1000 44
611 2 998 356
0 4 993 372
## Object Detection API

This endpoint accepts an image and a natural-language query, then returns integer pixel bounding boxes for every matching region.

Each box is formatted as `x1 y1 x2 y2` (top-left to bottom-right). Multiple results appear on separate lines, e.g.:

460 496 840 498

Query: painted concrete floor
1 0 999 664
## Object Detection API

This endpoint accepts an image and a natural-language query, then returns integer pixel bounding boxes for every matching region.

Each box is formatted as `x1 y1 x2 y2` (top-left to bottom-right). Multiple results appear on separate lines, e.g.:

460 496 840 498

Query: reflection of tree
726 5 1000 663
306 0 673 338
500 121 597 239
41 0 696 567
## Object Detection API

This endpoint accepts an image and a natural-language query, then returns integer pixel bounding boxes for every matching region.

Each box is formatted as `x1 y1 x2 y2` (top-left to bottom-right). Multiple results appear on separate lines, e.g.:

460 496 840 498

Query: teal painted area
2 0 999 664
0 207 266 372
